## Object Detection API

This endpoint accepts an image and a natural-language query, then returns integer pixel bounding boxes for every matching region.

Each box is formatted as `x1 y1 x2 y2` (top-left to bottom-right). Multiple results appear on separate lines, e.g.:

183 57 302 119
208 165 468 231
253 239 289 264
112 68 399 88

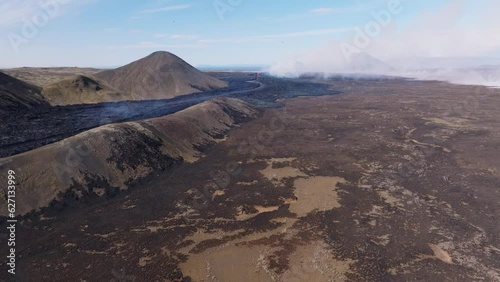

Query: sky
1 0 500 72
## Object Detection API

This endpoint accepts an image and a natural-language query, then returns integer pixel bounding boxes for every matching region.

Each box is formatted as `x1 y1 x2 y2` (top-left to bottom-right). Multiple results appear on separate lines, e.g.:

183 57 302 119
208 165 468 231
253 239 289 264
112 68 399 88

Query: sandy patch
180 227 353 282
138 256 153 267
367 205 385 216
259 158 307 186
180 218 299 280
237 180 258 186
289 176 345 216
63 243 77 248
388 243 454 275
212 190 225 199
371 235 391 246
377 190 402 207
181 245 276 282
410 139 452 153
181 162 349 280
179 228 246 254
280 241 354 282
428 243 453 264
92 232 116 238
423 117 469 128
269 157 297 163
131 225 166 233
214 135 229 143
236 205 281 221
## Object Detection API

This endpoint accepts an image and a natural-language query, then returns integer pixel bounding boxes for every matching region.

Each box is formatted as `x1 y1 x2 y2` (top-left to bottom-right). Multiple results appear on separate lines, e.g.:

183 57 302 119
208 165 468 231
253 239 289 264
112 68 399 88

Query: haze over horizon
1 0 500 86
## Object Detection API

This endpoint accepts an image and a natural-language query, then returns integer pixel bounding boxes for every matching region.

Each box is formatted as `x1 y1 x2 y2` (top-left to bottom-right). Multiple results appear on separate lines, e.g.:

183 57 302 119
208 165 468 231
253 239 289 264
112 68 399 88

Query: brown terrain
2 67 101 87
41 75 129 105
0 97 257 216
1 51 229 107
0 71 499 281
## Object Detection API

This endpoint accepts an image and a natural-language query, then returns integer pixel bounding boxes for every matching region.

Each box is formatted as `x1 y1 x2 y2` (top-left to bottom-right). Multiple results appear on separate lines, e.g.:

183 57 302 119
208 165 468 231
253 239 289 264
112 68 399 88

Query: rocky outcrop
0 98 258 216
0 71 48 114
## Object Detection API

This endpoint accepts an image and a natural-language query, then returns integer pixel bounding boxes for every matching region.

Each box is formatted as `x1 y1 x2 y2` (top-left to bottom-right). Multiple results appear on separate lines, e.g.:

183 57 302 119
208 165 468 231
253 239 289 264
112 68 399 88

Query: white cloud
310 4 365 15
104 41 204 49
198 28 353 44
263 1 374 22
153 33 168 38
102 27 119 32
0 0 81 27
139 4 191 14
172 34 198 40
105 27 352 50
153 33 198 40
0 1 36 26
311 8 336 14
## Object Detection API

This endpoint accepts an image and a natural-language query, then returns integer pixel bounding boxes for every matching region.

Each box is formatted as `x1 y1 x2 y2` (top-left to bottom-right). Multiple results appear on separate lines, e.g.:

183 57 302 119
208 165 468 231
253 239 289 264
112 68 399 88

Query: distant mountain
94 51 228 100
348 52 395 73
42 75 129 105
0 72 48 113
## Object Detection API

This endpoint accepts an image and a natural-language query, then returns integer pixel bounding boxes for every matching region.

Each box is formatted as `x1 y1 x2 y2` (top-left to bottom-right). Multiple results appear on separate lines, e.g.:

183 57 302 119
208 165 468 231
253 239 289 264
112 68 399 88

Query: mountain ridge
94 51 228 100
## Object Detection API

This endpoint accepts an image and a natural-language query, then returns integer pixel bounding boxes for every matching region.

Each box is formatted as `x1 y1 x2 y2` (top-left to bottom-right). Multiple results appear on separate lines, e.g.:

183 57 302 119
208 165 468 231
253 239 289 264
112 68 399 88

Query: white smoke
267 0 500 87
399 67 500 88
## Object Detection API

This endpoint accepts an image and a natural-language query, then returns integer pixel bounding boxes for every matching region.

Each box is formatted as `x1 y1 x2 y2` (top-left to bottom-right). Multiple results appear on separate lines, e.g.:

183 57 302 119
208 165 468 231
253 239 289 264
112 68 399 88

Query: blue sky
0 0 499 68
